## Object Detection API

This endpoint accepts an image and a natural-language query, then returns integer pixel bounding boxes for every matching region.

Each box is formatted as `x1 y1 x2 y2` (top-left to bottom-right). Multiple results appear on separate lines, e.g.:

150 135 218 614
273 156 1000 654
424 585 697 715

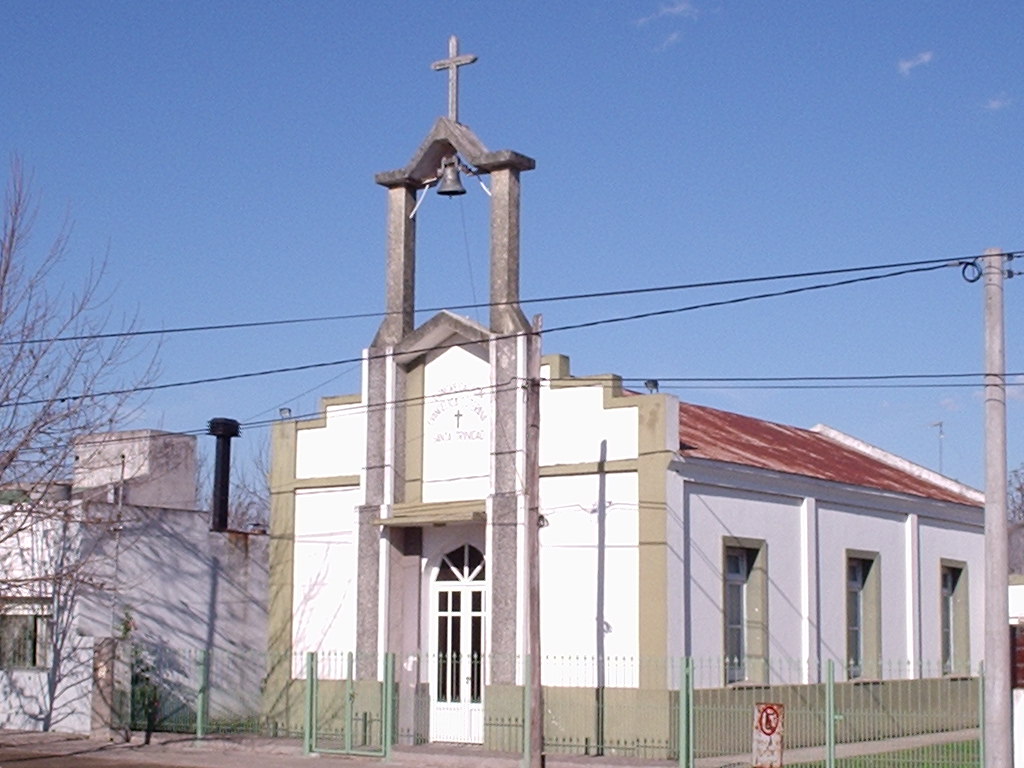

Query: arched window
436 544 485 582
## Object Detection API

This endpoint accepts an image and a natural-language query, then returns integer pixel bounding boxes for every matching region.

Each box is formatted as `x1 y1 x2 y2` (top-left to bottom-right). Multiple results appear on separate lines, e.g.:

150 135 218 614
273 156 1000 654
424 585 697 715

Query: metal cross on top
432 35 477 123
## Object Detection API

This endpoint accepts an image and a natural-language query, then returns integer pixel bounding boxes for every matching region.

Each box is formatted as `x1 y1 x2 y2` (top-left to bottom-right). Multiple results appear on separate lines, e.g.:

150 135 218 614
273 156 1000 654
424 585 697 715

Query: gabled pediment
393 310 490 365
375 117 535 188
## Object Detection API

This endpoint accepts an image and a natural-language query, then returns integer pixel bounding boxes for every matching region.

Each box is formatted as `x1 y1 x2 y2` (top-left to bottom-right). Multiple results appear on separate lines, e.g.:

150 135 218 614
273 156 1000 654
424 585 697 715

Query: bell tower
356 36 535 697
372 36 535 344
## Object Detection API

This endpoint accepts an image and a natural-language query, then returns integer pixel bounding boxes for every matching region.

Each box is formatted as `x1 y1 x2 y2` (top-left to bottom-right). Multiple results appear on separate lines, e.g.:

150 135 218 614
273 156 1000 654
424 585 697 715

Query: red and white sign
753 702 784 767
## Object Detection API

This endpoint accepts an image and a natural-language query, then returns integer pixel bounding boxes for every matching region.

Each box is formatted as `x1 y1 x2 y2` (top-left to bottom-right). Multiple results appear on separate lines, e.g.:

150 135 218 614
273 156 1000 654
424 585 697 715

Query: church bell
437 160 467 196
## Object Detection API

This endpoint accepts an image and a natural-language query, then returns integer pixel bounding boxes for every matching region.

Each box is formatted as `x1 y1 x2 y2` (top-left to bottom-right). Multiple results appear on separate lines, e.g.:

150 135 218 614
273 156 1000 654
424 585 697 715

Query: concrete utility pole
983 248 1011 768
525 314 544 768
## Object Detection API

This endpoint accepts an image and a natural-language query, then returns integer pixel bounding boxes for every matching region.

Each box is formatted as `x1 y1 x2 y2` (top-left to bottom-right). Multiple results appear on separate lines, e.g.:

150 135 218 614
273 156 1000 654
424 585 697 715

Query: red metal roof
677 401 979 506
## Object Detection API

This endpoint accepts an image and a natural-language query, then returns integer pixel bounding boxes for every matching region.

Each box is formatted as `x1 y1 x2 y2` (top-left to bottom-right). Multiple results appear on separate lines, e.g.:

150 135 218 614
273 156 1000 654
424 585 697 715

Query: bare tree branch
0 158 160 727
0 158 156 517
1010 464 1024 523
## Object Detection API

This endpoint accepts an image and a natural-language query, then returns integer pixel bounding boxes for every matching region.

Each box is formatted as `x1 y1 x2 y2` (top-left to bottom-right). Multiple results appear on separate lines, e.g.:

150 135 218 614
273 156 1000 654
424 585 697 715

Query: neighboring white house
265 44 985 746
0 430 268 735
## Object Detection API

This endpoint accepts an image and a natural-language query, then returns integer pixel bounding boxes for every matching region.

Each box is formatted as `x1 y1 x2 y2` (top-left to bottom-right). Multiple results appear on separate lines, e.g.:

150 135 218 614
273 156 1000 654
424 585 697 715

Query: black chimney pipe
207 417 240 532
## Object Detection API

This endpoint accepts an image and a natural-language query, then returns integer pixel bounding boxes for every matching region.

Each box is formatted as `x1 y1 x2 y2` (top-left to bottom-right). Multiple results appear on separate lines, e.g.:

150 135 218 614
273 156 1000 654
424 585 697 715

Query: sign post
753 702 784 768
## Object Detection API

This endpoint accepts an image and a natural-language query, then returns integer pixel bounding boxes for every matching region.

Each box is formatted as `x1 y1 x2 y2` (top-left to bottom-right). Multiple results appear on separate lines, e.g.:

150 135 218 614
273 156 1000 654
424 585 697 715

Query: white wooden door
429 544 485 743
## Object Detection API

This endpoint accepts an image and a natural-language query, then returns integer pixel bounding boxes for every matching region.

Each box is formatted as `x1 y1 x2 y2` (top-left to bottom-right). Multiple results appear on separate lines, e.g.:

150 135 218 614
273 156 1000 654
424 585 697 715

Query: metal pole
345 652 355 754
595 440 607 758
195 649 209 739
303 652 316 755
678 657 693 768
525 315 544 768
980 661 987 768
521 653 532 768
826 659 836 768
676 658 685 768
687 658 695 768
383 653 395 760
983 248 1011 768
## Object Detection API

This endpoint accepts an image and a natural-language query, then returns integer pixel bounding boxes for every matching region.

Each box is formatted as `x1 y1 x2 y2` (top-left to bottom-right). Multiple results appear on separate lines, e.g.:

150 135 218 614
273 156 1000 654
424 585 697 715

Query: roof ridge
810 424 984 504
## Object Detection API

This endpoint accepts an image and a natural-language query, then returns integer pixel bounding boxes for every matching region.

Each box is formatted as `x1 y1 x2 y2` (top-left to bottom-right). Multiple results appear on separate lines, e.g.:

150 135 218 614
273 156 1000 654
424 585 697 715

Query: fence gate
303 652 395 758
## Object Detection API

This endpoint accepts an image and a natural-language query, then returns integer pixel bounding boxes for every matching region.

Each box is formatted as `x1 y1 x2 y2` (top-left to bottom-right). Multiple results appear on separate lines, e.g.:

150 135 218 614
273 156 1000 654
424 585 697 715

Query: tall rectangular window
846 559 868 678
940 562 968 675
722 539 768 685
724 547 749 684
845 553 880 679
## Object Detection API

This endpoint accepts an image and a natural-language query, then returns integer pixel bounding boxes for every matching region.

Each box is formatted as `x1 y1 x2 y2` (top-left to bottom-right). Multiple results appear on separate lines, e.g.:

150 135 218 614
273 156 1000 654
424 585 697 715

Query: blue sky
2 1 1021 491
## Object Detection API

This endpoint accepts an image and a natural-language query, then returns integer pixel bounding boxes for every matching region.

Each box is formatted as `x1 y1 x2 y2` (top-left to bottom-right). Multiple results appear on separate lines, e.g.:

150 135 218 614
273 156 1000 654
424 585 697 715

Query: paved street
0 748 199 768
0 731 371 768
0 730 663 768
0 731 533 768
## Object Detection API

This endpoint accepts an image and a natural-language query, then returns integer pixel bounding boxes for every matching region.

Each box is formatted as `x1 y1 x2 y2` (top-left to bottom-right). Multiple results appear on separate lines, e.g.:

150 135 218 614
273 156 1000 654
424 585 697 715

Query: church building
265 38 984 747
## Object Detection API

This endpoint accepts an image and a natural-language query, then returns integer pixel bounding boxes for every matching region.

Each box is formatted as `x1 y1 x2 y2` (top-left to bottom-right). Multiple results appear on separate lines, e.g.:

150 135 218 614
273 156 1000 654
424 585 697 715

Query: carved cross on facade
454 410 463 428
432 35 477 123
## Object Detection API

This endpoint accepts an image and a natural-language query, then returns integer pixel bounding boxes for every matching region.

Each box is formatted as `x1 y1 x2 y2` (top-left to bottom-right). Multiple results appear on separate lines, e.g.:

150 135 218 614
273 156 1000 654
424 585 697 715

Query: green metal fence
128 648 983 767
301 651 395 758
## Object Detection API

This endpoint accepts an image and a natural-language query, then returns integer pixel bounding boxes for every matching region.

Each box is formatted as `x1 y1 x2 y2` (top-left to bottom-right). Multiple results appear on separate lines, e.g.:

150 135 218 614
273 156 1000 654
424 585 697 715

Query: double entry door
429 544 486 743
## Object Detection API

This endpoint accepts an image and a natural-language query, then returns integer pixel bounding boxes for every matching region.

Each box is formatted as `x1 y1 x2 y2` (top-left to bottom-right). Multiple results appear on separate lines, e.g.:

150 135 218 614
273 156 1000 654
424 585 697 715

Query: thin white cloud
898 51 933 77
638 1 698 26
1008 375 1024 401
986 93 1012 111
657 31 682 51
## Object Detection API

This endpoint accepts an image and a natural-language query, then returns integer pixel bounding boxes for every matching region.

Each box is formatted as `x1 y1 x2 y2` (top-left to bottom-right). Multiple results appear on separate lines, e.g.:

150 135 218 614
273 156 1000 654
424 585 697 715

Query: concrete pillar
374 184 417 347
488 334 524 684
488 167 529 335
800 497 820 683
90 637 129 741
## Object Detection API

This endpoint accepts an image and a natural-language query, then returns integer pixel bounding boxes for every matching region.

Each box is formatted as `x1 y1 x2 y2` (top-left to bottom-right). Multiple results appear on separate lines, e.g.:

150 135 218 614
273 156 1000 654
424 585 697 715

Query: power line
543 262 951 334
640 381 1000 391
227 371 1018 435
5 251 1013 346
131 367 1022 439
0 258 984 408
236 379 520 432
619 372 988 383
95 381 523 440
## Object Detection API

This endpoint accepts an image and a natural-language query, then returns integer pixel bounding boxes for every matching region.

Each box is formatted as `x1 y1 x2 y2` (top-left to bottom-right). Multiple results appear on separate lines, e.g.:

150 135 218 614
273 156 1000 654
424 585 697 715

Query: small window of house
846 553 880 679
0 611 50 669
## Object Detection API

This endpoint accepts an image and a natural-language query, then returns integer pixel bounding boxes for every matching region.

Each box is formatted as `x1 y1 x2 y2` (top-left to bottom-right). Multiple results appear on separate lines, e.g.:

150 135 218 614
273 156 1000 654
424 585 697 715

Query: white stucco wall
539 375 638 466
666 474 686 661
538 472 640 685
817 501 909 678
684 482 805 684
73 431 198 510
78 503 270 720
421 344 491 503
295 401 366 479
917 516 984 671
291 487 359 673
0 640 94 733
1010 584 1024 620
0 508 68 598
0 499 271 734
